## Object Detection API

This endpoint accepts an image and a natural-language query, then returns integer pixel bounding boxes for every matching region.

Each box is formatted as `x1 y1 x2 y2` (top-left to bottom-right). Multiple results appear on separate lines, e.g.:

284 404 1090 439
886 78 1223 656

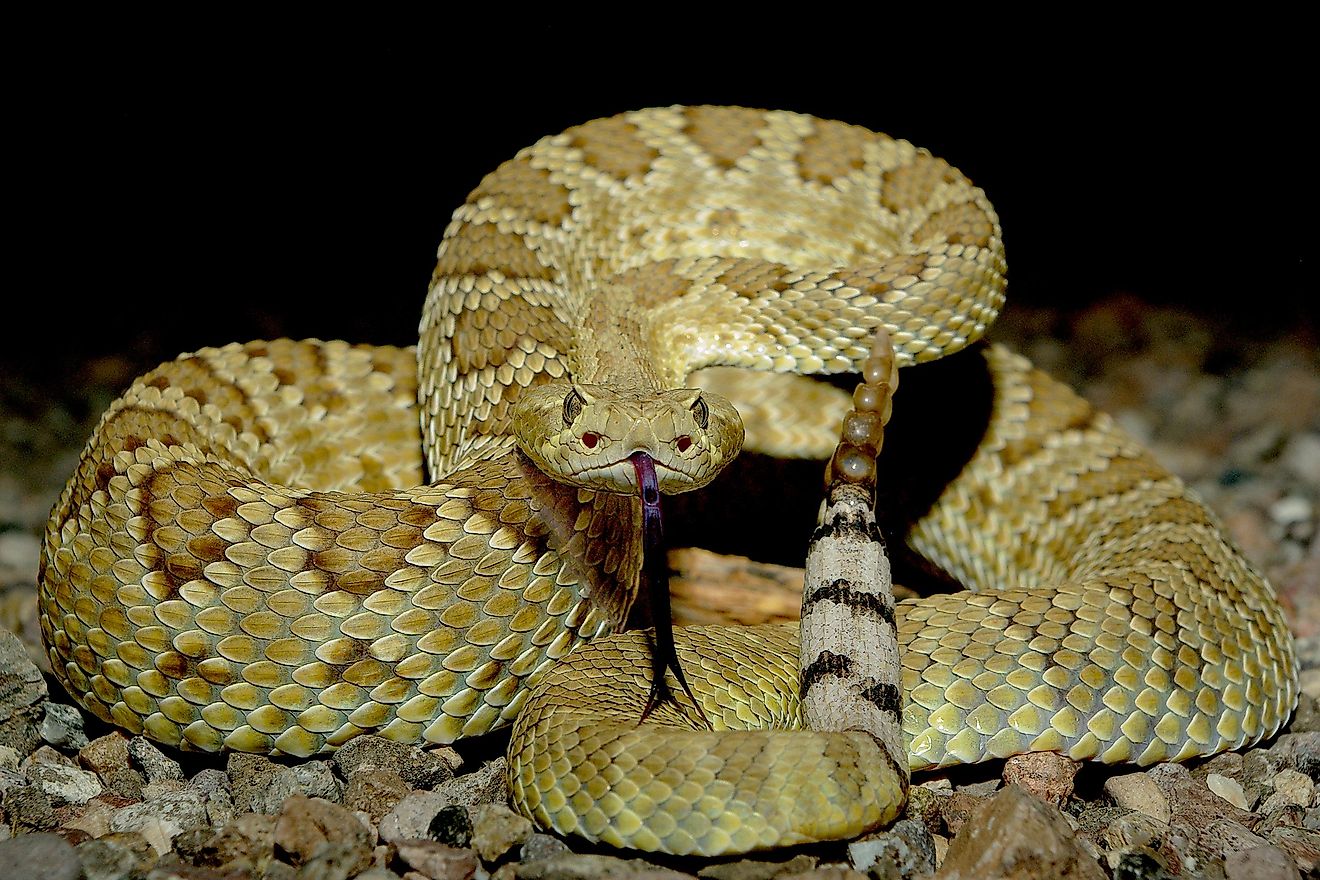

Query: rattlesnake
39 106 1298 857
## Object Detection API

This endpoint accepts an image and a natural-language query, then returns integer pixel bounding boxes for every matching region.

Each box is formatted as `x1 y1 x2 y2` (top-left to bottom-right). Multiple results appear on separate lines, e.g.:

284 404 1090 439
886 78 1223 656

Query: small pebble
471 803 533 862
1261 770 1316 813
1271 496 1313 527
1104 772 1171 824
0 832 81 880
1208 773 1250 810
39 704 87 751
1282 433 1320 484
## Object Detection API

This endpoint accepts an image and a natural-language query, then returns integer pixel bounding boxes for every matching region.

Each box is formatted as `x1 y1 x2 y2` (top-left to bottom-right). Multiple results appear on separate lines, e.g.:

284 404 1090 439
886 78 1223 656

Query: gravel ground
1 295 1317 878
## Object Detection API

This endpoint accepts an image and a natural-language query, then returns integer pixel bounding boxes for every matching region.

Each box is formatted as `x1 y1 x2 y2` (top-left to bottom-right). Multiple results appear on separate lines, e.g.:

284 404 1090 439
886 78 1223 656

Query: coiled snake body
40 107 1297 856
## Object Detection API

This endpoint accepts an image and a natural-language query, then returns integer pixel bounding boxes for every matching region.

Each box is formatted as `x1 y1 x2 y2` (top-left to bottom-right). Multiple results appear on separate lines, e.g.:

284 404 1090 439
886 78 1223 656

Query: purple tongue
631 451 661 524
629 452 705 723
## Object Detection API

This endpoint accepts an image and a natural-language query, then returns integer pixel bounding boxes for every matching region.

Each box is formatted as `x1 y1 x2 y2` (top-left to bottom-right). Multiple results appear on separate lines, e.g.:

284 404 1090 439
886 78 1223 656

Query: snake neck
569 287 672 391
514 449 646 632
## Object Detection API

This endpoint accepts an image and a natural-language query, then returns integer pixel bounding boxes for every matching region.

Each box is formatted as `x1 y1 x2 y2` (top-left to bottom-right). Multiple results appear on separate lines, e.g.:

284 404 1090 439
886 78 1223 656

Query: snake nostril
582 432 600 449
676 436 692 453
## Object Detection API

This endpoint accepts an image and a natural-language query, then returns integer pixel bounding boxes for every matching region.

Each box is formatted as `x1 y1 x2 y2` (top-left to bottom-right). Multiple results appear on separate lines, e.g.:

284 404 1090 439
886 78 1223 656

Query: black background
9 25 1310 385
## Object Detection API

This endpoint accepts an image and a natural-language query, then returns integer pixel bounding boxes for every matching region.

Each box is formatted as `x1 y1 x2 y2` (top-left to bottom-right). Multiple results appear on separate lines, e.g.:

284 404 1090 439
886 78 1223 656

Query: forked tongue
630 451 705 723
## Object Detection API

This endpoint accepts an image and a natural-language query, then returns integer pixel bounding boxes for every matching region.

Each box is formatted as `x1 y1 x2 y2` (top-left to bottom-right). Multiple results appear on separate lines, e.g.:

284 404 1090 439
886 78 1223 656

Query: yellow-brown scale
40 339 636 757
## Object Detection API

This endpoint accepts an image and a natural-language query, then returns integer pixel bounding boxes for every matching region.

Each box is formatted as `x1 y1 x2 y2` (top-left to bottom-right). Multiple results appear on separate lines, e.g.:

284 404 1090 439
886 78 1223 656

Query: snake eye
690 395 709 429
563 389 585 426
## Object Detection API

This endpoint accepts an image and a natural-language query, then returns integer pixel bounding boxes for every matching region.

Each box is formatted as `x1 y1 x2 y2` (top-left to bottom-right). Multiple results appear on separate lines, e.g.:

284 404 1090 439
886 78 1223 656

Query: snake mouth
572 453 695 494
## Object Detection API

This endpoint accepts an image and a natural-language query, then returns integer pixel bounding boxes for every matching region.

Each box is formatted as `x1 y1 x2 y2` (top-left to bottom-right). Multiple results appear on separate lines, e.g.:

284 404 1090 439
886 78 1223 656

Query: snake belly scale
39 106 1297 856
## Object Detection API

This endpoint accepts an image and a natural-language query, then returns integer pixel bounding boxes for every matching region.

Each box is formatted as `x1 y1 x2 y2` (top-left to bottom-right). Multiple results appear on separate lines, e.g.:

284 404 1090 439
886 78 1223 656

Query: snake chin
511 382 744 495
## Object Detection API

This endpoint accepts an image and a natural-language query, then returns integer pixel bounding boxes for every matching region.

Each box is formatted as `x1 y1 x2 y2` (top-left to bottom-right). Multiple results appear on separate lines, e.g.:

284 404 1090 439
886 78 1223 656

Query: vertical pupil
563 391 583 425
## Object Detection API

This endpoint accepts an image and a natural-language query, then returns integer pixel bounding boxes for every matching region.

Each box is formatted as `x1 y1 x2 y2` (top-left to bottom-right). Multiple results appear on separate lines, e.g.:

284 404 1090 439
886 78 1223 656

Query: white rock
26 763 102 805
1207 773 1249 809
1260 769 1316 813
1269 496 1313 527
110 789 208 855
1282 433 1320 484
1104 771 1171 824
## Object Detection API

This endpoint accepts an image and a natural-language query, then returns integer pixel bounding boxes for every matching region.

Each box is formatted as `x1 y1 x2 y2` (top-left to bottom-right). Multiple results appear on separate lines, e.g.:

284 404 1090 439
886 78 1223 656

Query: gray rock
1287 691 1320 734
28 761 103 806
0 831 81 880
263 859 300 880
848 817 936 879
188 767 234 826
351 865 401 880
1268 733 1320 778
0 765 26 797
1298 634 1320 673
1224 843 1302 880
379 789 453 844
109 787 209 855
520 831 571 863
1261 769 1316 814
1268 826 1320 877
177 812 276 873
441 757 509 809
903 784 943 834
292 759 342 803
0 629 47 755
471 803 533 863
1245 748 1289 810
273 795 373 879
1 782 57 832
332 735 456 789
291 838 374 880
934 785 1105 880
78 733 145 801
0 744 19 770
1165 818 1269 871
76 835 149 880
24 745 76 769
1147 761 1264 863
696 853 816 879
60 794 119 839
508 852 694 878
1282 433 1320 485
227 752 304 815
394 839 480 879
40 703 88 751
953 778 1001 798
93 833 157 875
1100 810 1167 853
126 736 184 783
1192 750 1245 785
1072 803 1132 842
354 870 405 880
342 767 411 823
0 533 41 590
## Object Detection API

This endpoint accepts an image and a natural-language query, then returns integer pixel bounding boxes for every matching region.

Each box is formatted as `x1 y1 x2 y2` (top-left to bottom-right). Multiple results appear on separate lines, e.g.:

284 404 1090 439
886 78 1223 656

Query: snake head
512 382 744 494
